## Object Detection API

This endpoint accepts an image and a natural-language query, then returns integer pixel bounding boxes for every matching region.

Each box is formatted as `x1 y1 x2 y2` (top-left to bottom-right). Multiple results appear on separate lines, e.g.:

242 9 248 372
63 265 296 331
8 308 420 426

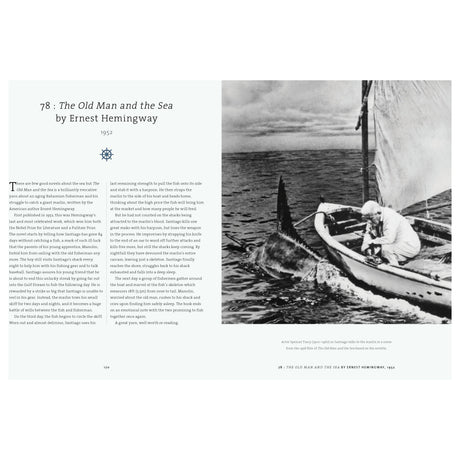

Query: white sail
373 81 451 211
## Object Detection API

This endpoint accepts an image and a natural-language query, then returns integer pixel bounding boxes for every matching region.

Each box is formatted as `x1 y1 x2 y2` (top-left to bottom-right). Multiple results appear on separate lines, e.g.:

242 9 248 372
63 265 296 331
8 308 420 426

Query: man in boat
360 200 421 266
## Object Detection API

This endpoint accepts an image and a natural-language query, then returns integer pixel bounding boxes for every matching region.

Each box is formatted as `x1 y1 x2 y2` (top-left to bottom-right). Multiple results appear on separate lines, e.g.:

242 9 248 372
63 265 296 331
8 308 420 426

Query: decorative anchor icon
100 148 113 161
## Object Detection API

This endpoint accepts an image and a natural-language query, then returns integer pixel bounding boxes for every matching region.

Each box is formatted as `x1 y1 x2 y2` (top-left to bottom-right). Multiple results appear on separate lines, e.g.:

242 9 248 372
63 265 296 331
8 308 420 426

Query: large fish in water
226 177 322 279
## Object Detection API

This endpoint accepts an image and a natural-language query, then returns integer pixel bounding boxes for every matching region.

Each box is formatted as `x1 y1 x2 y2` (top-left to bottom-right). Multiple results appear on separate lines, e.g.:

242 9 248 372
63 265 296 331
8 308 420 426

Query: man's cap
361 200 381 216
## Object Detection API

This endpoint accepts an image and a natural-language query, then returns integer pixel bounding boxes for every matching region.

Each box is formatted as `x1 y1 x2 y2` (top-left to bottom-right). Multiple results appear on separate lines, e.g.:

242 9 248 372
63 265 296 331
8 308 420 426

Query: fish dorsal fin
277 176 302 240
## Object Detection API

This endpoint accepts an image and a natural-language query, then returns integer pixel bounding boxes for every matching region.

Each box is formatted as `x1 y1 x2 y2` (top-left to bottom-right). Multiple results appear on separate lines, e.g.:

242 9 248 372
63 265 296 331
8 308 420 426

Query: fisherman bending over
360 200 421 266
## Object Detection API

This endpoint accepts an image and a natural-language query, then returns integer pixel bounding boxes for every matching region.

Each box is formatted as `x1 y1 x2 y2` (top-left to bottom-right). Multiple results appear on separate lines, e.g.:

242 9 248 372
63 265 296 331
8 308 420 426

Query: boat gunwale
314 202 451 291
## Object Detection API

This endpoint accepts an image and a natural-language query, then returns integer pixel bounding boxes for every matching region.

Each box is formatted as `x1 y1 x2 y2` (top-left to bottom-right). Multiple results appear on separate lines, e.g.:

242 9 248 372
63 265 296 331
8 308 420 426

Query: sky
222 81 375 153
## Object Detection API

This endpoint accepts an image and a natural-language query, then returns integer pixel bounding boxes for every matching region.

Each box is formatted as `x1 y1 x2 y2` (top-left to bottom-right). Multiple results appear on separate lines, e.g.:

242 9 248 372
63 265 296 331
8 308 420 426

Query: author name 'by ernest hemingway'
49 101 174 125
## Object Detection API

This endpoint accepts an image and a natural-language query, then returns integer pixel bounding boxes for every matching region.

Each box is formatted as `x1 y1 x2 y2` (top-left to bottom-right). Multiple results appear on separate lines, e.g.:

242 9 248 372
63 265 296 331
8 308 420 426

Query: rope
355 80 373 130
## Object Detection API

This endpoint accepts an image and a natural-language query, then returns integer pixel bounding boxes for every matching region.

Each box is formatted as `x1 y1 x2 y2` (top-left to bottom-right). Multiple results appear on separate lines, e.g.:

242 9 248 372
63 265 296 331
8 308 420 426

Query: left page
9 81 221 378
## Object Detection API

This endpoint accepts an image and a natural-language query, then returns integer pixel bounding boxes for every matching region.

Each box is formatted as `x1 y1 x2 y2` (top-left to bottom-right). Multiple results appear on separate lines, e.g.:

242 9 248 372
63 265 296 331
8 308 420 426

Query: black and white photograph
222 80 451 324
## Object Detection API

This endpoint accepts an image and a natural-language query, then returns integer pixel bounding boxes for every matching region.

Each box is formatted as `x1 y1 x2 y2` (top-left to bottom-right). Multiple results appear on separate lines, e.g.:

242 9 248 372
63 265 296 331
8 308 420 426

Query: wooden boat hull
314 203 451 315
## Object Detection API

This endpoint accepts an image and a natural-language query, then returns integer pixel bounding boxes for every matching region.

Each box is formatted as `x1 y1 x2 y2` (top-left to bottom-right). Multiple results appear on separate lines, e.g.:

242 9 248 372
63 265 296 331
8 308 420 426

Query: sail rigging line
402 200 451 217
355 80 373 131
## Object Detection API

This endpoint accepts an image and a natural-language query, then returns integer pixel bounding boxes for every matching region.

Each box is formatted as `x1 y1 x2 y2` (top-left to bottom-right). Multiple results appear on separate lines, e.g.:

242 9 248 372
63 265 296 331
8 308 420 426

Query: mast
355 80 373 203
361 80 369 203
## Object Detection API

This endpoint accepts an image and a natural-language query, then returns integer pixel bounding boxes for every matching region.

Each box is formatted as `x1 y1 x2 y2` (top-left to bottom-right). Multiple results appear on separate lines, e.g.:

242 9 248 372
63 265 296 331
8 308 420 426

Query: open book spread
8 81 451 379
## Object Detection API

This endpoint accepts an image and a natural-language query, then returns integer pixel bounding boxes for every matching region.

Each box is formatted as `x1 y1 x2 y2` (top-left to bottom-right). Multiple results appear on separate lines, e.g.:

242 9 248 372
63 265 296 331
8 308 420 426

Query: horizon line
222 147 377 155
